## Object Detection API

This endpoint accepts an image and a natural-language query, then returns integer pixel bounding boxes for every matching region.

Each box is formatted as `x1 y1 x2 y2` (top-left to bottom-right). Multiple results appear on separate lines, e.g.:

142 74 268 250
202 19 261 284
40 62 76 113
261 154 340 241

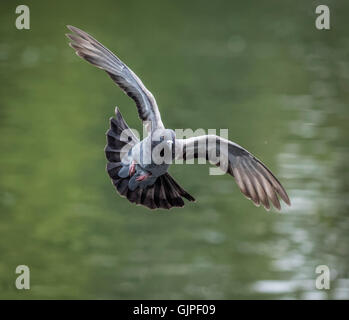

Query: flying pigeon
66 25 291 211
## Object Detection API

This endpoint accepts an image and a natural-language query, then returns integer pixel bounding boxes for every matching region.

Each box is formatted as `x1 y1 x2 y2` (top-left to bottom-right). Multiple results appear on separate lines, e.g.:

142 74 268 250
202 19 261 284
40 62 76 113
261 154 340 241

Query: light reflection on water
261 40 349 298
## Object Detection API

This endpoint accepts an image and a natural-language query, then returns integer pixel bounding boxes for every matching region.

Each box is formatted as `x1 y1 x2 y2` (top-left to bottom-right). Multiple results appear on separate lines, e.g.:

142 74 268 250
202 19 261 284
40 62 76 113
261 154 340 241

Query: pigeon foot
129 160 136 176
136 173 152 181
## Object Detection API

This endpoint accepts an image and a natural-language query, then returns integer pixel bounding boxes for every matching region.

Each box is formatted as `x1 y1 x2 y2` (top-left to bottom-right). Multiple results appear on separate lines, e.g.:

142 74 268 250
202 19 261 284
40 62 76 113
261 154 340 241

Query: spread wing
66 25 164 132
175 135 291 211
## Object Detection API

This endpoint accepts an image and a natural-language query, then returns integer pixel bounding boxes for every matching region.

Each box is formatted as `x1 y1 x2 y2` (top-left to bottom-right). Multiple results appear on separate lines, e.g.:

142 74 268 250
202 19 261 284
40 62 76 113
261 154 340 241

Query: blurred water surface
0 0 348 299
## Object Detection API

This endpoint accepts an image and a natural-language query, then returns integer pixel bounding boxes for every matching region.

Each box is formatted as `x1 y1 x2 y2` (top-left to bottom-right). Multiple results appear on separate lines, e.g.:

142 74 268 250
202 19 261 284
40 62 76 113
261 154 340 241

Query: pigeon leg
136 173 152 181
129 160 136 176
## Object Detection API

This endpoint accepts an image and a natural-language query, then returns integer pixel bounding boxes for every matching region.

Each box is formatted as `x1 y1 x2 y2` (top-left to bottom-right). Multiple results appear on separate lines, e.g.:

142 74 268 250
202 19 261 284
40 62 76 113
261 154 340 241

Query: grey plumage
105 108 195 209
175 136 290 210
67 26 291 211
66 25 164 133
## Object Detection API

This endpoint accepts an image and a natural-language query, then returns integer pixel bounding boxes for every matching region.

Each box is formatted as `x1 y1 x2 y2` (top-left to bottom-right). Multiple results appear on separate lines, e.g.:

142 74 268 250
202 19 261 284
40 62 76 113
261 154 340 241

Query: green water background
0 0 348 299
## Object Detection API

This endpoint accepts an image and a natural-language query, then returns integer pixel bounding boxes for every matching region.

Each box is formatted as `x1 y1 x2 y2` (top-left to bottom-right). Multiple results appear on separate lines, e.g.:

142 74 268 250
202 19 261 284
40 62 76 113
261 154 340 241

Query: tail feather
105 108 195 210
164 174 196 202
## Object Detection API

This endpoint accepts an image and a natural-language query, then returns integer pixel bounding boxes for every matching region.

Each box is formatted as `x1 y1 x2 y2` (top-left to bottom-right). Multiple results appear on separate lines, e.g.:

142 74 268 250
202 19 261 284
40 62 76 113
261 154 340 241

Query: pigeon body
104 108 195 208
117 128 175 191
66 26 291 211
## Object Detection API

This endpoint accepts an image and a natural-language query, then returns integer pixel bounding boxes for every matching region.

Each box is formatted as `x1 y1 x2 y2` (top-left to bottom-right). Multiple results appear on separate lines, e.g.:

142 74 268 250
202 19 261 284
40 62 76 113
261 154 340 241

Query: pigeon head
151 129 175 164
151 129 175 146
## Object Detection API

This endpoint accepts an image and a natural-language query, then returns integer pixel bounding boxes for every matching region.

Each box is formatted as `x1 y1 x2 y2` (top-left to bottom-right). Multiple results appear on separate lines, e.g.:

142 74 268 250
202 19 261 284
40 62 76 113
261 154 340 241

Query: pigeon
66 25 291 211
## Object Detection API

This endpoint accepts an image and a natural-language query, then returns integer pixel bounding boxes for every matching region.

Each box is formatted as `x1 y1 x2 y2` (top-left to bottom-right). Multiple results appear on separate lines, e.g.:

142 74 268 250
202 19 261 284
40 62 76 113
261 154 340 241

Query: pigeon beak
166 140 173 146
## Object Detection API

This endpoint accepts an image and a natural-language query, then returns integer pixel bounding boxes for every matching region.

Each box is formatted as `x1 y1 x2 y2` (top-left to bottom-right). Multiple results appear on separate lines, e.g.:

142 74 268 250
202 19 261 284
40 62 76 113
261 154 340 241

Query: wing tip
284 195 291 207
66 25 81 34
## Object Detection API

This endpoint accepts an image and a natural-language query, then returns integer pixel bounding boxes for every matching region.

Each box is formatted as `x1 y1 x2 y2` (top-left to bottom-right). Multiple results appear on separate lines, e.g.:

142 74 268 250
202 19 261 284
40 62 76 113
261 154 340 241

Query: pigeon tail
105 107 195 209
